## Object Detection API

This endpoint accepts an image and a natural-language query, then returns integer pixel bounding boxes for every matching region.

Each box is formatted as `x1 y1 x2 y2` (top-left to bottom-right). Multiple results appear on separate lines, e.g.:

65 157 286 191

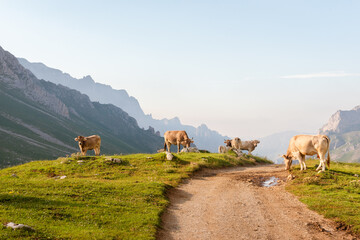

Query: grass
0 152 270 239
286 159 360 235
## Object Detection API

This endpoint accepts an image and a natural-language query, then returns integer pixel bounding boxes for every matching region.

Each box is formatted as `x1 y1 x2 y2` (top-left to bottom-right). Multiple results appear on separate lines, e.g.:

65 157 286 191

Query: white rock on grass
166 152 174 161
5 222 34 231
181 147 200 153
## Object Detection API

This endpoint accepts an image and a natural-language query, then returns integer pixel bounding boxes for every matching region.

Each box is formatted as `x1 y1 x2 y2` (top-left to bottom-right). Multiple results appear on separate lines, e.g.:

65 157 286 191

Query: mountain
18 58 228 152
0 46 163 168
255 131 304 163
319 106 360 163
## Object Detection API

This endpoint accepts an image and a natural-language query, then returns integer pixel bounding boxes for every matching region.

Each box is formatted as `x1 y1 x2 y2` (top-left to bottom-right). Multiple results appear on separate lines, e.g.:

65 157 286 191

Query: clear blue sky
1 0 360 138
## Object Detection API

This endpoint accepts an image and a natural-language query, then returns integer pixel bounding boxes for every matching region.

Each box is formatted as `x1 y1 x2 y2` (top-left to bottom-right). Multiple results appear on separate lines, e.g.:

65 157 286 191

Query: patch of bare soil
158 164 357 240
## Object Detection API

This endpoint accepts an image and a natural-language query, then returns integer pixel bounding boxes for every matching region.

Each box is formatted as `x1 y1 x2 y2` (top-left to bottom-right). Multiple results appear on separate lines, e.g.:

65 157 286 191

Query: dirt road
158 164 355 240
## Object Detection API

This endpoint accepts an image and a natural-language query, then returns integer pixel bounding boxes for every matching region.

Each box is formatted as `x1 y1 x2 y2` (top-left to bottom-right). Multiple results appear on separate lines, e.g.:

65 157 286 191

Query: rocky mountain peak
0 46 70 118
319 106 360 135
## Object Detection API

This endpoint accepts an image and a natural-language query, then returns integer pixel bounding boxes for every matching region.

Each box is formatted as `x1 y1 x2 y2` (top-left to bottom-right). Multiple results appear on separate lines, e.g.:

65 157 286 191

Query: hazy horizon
1 0 360 139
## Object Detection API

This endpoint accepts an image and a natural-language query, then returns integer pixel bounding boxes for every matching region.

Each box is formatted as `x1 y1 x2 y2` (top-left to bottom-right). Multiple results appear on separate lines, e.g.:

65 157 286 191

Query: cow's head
282 154 293 170
74 136 85 147
224 140 232 147
185 138 194 148
252 140 260 147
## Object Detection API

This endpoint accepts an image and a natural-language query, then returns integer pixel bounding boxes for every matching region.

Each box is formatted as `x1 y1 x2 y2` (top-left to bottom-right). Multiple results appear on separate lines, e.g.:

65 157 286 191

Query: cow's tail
324 135 331 168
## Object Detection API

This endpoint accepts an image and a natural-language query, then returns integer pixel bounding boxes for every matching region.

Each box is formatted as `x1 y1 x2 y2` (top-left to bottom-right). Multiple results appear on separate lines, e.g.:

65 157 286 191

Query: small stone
59 176 67 179
287 174 295 181
166 152 174 161
354 174 359 177
111 158 123 163
5 222 34 231
11 174 18 178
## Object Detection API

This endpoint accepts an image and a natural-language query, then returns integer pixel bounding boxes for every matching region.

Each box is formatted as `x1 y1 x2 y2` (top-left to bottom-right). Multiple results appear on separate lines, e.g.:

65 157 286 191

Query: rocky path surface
158 164 356 240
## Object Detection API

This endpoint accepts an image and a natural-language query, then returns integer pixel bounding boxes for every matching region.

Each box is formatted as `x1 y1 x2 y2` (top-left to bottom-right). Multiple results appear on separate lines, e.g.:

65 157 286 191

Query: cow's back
85 135 101 148
164 131 188 143
289 135 328 156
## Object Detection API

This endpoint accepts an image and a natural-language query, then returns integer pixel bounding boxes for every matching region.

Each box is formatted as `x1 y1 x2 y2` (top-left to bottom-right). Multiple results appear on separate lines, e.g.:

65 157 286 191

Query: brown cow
164 130 194 153
74 135 101 156
282 134 330 172
239 140 260 155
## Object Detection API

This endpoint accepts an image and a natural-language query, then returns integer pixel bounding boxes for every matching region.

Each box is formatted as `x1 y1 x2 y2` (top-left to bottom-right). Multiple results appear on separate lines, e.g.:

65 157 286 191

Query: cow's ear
282 154 287 158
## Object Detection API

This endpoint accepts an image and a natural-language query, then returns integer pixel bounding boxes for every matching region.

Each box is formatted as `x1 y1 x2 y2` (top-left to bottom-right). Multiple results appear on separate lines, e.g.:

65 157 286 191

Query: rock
111 158 123 163
11 174 18 178
354 174 359 177
181 147 200 153
60 176 67 179
287 174 295 181
5 222 34 231
232 149 244 157
157 149 165 153
166 152 174 160
146 157 153 160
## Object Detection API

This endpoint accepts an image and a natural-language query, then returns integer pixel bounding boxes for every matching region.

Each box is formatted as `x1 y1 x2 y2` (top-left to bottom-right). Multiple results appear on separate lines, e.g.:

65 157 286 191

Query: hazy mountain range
0 46 163 168
19 58 228 152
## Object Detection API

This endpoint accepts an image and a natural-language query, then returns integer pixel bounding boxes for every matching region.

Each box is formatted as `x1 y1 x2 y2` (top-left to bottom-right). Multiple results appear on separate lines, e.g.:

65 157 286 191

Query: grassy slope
286 160 360 235
0 152 270 239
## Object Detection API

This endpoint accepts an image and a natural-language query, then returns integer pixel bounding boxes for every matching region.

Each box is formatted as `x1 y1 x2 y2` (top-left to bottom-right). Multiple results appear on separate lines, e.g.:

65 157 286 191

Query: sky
1 0 360 139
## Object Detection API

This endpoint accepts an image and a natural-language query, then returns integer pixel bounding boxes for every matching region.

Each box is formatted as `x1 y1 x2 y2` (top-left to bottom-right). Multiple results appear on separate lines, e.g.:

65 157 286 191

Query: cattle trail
158 165 355 240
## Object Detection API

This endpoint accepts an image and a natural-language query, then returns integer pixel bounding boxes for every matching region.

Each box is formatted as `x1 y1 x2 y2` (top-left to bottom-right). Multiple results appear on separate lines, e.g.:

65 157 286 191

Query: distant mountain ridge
19 58 228 152
0 46 163 168
319 106 360 163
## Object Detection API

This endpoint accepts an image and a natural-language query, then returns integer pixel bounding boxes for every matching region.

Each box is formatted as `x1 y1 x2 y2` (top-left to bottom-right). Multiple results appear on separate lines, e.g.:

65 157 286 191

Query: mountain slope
18 58 228 152
0 46 163 168
319 106 360 163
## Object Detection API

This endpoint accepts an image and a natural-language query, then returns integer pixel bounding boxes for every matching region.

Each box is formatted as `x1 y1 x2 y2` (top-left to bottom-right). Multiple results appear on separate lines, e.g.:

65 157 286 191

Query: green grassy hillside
286 160 360 235
0 152 270 239
0 82 163 168
329 131 360 163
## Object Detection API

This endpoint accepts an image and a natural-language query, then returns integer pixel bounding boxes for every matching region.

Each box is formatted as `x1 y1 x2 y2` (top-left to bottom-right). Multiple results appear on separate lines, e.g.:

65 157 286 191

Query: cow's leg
166 143 171 152
177 142 180 153
95 148 100 156
317 153 327 172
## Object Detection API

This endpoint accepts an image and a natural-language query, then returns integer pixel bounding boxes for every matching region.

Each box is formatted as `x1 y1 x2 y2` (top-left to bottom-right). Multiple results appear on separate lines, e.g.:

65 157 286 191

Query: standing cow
282 134 330 172
164 130 194 153
74 135 101 156
239 140 260 155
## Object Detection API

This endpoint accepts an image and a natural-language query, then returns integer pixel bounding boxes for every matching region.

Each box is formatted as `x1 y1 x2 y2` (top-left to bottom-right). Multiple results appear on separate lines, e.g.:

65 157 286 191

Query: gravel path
158 164 356 240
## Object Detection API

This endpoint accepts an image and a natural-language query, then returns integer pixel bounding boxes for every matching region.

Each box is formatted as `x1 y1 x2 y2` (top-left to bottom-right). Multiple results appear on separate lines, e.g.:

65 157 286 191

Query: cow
218 145 233 153
74 135 101 156
282 134 330 172
164 130 194 153
224 139 232 147
231 137 242 150
239 140 260 155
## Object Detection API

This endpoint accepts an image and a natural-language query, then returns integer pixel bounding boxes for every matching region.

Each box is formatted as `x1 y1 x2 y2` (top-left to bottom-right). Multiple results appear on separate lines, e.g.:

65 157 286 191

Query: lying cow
164 130 194 153
224 139 232 147
282 134 330 172
218 145 233 153
74 135 101 156
239 140 260 155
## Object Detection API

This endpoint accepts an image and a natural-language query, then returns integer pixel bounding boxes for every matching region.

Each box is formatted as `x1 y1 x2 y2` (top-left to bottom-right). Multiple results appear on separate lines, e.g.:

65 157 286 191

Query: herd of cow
74 130 331 173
